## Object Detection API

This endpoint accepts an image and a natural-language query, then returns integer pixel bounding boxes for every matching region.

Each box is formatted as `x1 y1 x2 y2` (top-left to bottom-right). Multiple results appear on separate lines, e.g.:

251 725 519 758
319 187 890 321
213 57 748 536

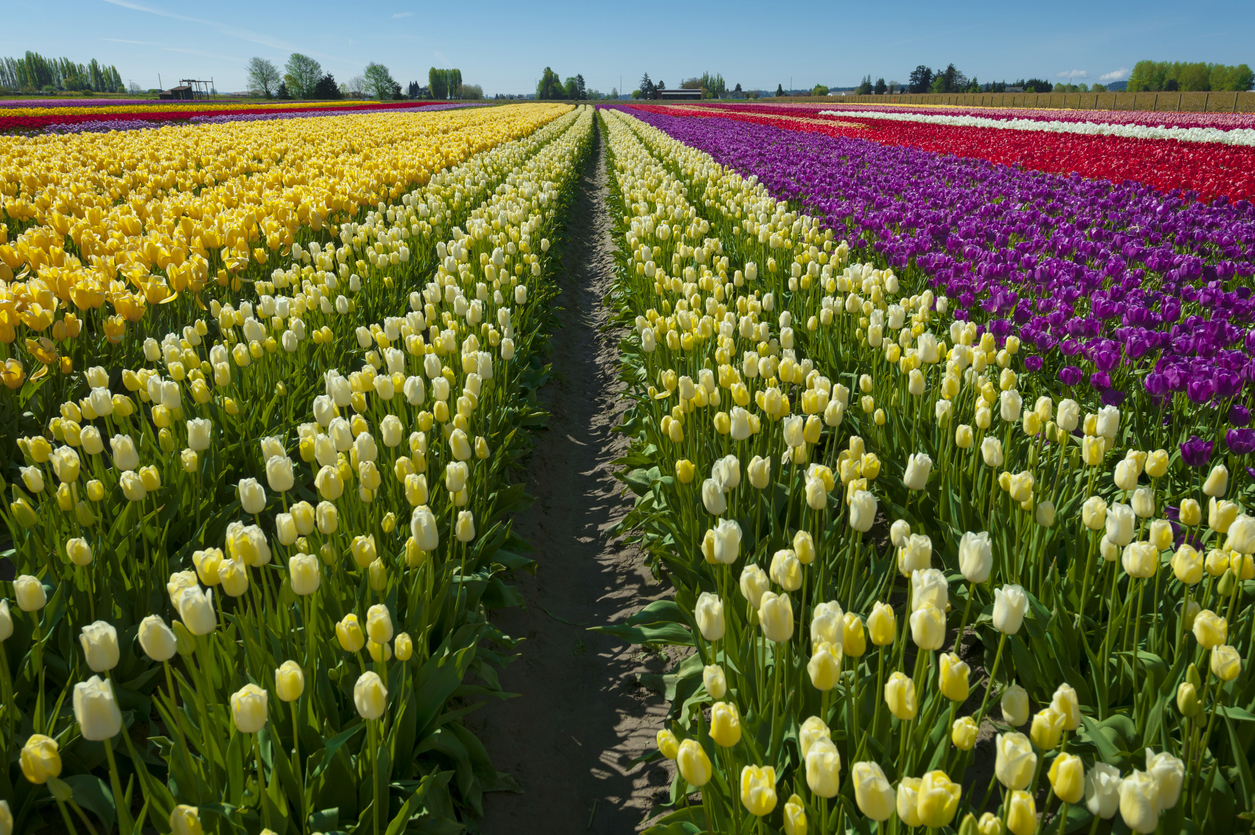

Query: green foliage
908 64 933 93
856 75 873 95
283 53 323 99
873 78 887 95
537 67 565 100
1127 59 1255 92
813 84 830 96
363 62 397 100
1023 77 1054 93
246 57 281 97
311 73 342 100
428 68 462 99
0 51 123 93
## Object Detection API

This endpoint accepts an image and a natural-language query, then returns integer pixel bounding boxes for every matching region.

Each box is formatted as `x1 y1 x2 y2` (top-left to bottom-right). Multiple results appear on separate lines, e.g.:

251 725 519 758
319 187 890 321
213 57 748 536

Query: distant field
761 89 1255 113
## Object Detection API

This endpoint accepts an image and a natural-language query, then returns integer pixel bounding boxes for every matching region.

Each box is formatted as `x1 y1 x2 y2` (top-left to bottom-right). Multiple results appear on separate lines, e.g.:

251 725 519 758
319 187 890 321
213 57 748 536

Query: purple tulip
1059 366 1082 386
1180 436 1214 467
1226 428 1255 455
1229 403 1251 426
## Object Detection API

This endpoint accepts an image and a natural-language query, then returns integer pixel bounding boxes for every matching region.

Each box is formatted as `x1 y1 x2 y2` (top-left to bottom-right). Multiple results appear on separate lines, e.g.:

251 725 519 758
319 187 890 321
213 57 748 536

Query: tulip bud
0 600 12 642
14 575 47 612
455 510 475 542
759 592 794 643
739 564 770 609
1085 761 1123 819
656 729 679 760
993 585 1028 635
783 794 807 835
1030 707 1065 750
230 683 268 733
354 671 388 719
995 732 1036 790
958 531 992 583
337 614 365 652
710 701 742 747
1211 644 1241 681
805 737 841 798
676 738 712 786
741 764 778 817
1192 609 1227 649
1001 683 1030 726
1203 464 1228 497
807 641 842 691
1118 770 1160 834
20 734 62 784
138 615 178 662
695 592 725 641
73 675 122 740
867 601 895 645
170 806 202 835
939 652 970 701
1146 749 1184 810
1179 498 1201 527
885 671 917 720
853 761 894 821
1005 790 1037 835
275 660 305 702
702 663 727 699
952 716 978 751
910 602 946 650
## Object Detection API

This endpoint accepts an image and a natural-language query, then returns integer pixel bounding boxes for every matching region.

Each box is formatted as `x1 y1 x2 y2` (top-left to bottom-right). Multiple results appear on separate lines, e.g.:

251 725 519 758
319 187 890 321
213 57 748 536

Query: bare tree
246 57 281 97
345 75 366 99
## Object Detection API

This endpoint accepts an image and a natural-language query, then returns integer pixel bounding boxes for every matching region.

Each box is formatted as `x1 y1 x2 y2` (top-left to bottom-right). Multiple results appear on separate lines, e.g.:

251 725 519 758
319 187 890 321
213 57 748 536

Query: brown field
756 90 1255 113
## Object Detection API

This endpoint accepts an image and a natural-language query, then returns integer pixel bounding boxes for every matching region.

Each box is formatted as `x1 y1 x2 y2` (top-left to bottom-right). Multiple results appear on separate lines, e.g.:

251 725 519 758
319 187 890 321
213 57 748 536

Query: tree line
634 71 731 99
1126 60 1254 93
0 52 124 93
247 56 480 101
537 68 613 100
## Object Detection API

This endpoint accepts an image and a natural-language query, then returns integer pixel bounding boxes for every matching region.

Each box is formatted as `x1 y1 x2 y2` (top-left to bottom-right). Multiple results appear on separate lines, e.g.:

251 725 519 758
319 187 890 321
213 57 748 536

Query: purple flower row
615 106 1255 419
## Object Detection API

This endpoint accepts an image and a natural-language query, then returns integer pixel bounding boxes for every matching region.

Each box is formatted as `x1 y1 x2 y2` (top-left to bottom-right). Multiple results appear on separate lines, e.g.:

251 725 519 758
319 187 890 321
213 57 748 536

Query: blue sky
3 0 1252 95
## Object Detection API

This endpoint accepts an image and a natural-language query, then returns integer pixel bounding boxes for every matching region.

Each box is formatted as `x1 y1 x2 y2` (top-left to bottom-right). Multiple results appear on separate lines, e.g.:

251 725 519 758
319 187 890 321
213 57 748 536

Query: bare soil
471 118 677 834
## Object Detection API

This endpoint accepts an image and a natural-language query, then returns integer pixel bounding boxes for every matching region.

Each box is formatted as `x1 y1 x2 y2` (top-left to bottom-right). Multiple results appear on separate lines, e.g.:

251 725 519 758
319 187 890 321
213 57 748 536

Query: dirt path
473 117 676 835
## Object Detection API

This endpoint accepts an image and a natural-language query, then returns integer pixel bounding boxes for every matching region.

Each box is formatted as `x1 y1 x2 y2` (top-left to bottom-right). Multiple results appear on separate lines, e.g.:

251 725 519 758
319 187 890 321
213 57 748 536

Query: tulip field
2 94 1255 835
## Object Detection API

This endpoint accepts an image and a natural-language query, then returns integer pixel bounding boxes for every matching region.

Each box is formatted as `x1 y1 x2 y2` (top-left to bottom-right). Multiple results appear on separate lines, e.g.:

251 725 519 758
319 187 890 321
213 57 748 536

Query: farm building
659 88 702 100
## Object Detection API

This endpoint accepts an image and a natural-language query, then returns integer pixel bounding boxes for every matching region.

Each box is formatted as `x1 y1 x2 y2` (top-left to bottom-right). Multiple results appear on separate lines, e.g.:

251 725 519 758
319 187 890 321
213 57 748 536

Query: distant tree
364 62 398 100
1023 78 1054 93
873 77 887 95
127 79 142 95
575 73 586 99
855 75 873 95
284 53 322 98
733 82 742 97
459 83 483 99
275 81 291 99
610 87 618 98
887 79 902 93
312 73 341 100
631 89 643 99
343 75 365 98
812 84 829 96
246 57 281 97
639 72 655 99
407 80 420 98
537 67 564 100
776 83 784 97
908 65 933 94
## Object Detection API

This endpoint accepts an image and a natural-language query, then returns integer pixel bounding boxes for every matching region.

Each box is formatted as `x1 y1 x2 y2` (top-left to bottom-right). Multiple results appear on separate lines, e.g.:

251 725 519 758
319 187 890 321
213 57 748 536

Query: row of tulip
761 103 1255 133
595 105 1254 834
811 108 1255 147
0 104 567 471
42 103 484 136
622 105 1255 443
0 103 590 834
646 103 1255 205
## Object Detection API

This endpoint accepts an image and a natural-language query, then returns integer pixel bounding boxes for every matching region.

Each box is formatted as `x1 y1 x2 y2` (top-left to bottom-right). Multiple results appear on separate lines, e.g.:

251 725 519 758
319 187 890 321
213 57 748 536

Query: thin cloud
163 46 240 62
102 0 296 51
1100 67 1130 82
103 37 160 45
434 51 447 63
392 11 413 18
1056 69 1088 79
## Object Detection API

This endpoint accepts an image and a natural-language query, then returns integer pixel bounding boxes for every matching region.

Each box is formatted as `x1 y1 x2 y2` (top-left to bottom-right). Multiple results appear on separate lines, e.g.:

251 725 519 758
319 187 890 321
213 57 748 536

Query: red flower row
630 103 1255 205
0 101 444 133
